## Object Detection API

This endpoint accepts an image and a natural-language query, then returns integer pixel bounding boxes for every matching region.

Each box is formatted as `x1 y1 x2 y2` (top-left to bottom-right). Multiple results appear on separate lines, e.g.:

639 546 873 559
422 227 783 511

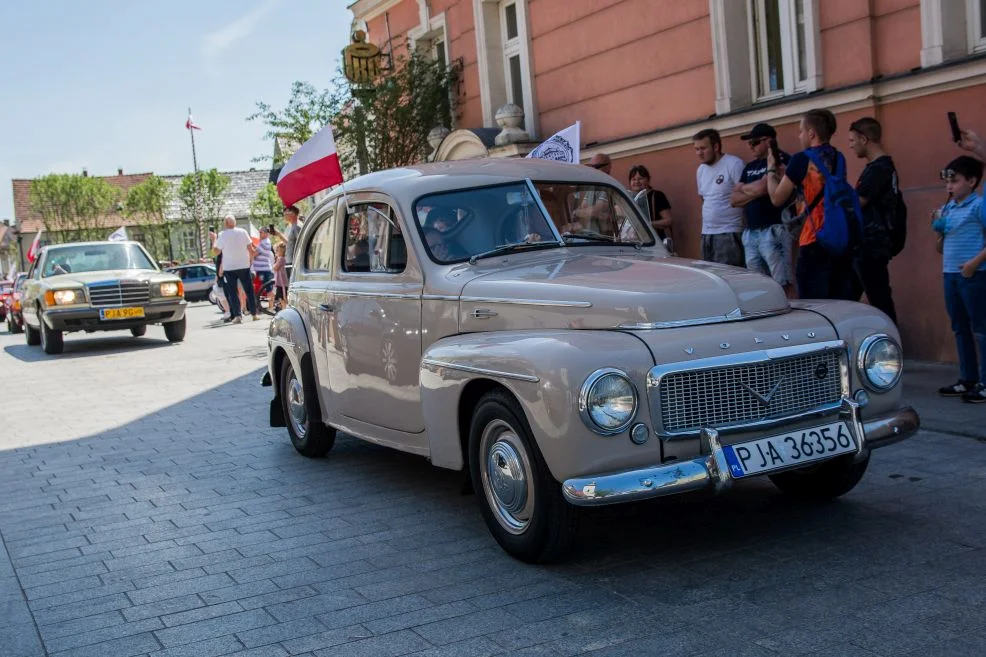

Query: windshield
414 181 653 264
42 243 157 277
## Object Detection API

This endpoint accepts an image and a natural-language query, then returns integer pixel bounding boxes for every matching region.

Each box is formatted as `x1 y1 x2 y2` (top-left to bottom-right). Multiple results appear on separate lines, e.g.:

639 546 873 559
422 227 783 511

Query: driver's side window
343 203 406 274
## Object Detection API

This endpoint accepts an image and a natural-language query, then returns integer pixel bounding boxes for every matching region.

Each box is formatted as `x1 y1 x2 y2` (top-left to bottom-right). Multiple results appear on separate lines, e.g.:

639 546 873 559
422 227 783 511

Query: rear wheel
163 316 186 342
40 319 64 355
769 452 870 500
130 325 147 337
280 358 335 457
25 321 40 345
469 389 578 563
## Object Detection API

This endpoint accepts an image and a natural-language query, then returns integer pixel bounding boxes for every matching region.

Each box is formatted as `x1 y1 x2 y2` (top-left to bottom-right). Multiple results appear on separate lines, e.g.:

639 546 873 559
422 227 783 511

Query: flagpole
188 107 199 173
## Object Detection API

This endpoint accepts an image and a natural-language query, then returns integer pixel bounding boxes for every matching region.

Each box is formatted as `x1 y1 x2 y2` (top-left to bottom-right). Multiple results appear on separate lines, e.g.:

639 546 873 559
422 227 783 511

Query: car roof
42 240 142 252
321 159 623 207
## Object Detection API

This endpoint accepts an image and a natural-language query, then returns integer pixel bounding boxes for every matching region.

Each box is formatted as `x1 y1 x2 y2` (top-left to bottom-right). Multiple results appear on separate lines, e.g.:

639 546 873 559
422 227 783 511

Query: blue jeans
944 271 986 383
223 268 257 318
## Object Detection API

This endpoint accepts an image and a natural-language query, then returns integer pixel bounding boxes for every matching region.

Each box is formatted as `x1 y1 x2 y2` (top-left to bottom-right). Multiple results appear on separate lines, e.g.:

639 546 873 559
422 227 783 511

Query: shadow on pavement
3 335 177 362
1 365 982 656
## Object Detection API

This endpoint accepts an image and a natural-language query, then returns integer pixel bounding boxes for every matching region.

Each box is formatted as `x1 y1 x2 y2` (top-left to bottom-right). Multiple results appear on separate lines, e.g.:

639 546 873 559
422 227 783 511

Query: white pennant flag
108 226 128 242
527 121 580 164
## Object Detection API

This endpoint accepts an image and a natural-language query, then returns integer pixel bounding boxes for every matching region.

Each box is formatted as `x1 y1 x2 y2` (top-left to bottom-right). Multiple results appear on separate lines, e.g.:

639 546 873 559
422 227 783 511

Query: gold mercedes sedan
21 240 187 355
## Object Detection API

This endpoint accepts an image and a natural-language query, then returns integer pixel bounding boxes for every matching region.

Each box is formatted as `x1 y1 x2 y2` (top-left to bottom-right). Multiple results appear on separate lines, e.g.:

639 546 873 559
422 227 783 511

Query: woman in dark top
628 165 674 242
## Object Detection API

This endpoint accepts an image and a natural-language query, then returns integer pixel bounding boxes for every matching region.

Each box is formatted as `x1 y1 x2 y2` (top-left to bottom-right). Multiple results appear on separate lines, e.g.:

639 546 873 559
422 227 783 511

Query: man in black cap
730 122 795 297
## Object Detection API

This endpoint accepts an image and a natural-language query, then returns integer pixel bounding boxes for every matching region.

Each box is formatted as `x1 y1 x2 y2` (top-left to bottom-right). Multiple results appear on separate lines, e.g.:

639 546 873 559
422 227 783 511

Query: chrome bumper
562 403 920 507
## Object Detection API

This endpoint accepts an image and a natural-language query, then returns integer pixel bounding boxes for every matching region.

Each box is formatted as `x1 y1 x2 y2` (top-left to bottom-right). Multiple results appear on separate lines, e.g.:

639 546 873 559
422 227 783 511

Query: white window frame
473 0 537 136
748 0 817 100
921 0 985 65
710 0 820 114
970 0 986 52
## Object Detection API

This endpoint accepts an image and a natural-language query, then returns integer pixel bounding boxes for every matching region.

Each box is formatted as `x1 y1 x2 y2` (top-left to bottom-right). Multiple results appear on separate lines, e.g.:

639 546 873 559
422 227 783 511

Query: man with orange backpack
766 108 863 300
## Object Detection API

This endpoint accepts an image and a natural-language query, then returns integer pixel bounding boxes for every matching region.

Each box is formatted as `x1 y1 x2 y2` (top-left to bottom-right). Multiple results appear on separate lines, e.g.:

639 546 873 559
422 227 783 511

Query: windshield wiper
562 232 641 249
468 240 561 265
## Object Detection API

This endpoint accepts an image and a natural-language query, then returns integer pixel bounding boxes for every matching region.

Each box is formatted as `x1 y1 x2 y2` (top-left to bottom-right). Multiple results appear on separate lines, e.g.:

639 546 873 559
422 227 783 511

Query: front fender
420 330 656 482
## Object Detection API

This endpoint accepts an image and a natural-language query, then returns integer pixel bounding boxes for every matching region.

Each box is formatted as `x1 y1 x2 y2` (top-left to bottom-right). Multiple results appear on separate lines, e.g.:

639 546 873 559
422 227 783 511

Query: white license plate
722 421 856 478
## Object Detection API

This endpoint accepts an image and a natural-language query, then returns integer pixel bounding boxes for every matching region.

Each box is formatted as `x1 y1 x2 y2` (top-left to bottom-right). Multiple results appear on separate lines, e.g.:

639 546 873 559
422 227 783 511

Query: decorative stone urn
493 103 530 146
427 126 451 160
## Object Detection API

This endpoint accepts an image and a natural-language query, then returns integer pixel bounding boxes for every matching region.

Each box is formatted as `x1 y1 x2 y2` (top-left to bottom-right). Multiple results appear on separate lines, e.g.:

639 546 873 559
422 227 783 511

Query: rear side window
305 210 335 272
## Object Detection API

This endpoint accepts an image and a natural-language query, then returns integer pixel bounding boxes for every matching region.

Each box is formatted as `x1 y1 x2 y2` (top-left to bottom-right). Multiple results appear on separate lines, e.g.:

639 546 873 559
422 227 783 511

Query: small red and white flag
27 228 44 263
276 123 344 207
185 114 201 131
248 222 260 246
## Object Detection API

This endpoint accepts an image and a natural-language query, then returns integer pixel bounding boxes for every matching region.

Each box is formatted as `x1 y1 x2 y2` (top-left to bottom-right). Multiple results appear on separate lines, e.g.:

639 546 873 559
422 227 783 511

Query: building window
710 0 820 113
972 0 986 51
474 0 537 136
751 0 811 99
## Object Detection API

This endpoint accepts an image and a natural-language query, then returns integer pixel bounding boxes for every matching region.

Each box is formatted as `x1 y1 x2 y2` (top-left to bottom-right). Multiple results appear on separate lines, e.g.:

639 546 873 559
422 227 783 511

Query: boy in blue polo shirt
933 155 986 403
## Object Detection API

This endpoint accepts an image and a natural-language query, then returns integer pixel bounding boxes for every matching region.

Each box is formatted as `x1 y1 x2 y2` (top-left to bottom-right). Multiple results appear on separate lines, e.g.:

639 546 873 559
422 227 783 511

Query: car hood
42 269 178 287
457 250 790 332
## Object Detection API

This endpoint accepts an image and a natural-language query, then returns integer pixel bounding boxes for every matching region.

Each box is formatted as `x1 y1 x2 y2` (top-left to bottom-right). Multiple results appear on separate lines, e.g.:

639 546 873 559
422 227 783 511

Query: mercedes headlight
159 282 182 297
49 289 85 305
579 368 638 435
857 334 902 392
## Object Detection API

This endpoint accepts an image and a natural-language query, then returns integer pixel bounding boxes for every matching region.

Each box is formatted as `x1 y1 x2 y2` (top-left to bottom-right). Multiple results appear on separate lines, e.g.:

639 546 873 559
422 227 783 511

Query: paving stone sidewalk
0 304 984 657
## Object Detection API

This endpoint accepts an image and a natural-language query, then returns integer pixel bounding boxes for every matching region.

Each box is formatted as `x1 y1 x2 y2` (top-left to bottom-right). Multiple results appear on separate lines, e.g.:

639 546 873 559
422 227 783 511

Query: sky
0 1 353 221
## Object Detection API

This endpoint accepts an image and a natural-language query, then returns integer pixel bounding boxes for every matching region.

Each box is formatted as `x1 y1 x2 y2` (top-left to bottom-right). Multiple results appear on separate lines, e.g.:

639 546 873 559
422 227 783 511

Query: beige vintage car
21 241 187 355
263 159 919 563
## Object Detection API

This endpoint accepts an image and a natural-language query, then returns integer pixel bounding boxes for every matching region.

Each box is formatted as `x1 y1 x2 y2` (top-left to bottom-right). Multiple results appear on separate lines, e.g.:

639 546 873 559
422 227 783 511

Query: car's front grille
653 348 845 435
87 281 150 308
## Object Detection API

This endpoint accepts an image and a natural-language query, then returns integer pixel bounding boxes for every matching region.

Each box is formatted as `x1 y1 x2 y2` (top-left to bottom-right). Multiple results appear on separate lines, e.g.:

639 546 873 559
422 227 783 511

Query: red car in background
4 273 27 333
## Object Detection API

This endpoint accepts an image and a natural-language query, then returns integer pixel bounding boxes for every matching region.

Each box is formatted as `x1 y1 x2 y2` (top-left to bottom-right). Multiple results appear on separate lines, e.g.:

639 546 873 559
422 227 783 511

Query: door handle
318 303 335 313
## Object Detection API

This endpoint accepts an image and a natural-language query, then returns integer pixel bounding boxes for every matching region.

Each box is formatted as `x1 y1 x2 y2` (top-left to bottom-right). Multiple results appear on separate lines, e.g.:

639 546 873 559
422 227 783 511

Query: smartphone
268 224 275 233
948 112 962 143
768 138 781 163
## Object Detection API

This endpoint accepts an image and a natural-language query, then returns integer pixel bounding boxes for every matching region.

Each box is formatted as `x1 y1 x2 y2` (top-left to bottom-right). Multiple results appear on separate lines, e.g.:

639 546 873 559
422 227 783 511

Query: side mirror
662 237 676 255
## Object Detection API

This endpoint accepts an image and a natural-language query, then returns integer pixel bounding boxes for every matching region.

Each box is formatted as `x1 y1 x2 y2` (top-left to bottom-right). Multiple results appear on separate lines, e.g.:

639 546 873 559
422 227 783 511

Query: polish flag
276 123 344 207
27 228 44 263
185 114 201 130
248 223 260 246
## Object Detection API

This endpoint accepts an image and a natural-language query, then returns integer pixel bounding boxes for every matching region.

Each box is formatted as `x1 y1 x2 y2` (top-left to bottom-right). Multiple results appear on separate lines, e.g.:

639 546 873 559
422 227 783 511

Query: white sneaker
232 316 242 324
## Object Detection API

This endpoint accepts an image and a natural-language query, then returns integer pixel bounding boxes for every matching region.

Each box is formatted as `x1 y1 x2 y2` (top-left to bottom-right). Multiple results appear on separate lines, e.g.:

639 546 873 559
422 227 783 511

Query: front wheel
130 325 147 337
163 316 186 342
769 452 870 500
469 390 578 563
280 358 335 457
40 319 63 355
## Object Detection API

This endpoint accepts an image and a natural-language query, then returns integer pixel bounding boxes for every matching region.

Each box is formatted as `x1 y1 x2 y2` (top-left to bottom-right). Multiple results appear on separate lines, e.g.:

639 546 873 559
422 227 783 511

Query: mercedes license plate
100 307 145 320
722 421 856 479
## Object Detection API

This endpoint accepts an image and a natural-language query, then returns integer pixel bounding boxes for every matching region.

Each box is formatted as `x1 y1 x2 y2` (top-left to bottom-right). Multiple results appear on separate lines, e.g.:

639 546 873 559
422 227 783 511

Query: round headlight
858 334 902 391
579 369 638 435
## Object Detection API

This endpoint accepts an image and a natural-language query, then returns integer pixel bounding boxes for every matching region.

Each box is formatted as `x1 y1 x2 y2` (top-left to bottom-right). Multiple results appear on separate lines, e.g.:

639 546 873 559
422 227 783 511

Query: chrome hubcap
286 371 307 438
480 419 535 534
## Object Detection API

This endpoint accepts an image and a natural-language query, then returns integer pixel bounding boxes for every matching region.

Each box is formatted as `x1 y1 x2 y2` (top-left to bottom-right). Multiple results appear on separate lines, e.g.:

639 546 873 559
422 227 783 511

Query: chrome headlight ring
578 368 638 436
856 334 902 392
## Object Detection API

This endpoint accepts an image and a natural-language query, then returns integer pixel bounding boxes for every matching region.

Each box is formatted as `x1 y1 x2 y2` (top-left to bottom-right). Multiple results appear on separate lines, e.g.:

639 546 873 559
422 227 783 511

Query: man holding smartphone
730 122 794 297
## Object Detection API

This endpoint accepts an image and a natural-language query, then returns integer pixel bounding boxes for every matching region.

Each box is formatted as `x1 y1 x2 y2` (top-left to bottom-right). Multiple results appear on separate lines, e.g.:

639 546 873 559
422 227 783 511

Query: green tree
250 182 283 228
122 175 174 260
250 51 459 177
177 169 231 257
29 174 121 243
248 82 337 166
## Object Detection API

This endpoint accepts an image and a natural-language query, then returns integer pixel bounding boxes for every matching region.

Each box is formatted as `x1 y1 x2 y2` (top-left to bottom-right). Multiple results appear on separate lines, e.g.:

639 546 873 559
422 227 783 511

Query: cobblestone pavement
1 303 985 657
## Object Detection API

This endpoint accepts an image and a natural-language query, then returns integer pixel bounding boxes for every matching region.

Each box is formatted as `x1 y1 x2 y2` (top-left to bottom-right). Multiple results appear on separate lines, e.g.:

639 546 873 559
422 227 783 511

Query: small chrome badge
684 347 695 355
754 337 765 344
808 331 816 338
720 342 730 350
782 334 790 341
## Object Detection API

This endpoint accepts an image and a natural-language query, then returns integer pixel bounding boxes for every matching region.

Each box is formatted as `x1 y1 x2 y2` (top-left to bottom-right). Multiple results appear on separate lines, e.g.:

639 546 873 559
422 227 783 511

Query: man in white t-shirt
694 128 746 266
212 215 258 323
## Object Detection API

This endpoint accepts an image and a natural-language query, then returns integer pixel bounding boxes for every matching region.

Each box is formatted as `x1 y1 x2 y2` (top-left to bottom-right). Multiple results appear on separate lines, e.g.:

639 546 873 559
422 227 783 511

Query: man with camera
730 122 794 297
